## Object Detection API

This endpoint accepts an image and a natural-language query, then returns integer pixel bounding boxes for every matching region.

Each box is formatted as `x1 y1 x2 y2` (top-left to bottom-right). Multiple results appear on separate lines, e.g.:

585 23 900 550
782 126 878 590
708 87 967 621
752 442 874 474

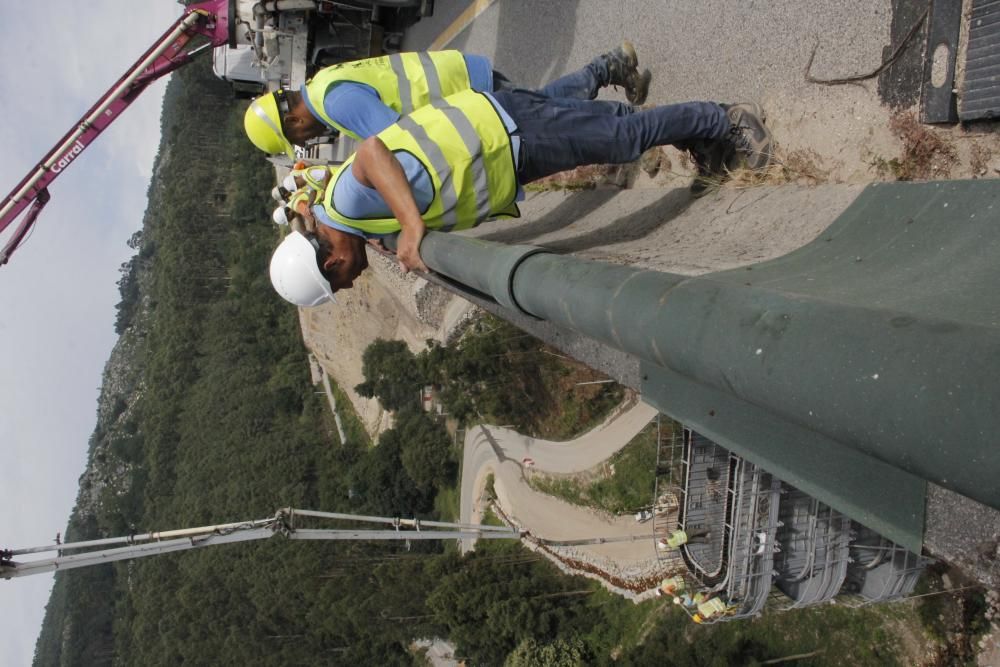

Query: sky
0 2 185 664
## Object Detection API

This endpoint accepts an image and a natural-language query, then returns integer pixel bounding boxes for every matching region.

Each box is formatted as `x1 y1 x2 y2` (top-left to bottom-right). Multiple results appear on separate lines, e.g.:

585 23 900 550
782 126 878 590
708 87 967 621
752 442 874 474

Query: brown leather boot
720 103 774 171
602 41 652 105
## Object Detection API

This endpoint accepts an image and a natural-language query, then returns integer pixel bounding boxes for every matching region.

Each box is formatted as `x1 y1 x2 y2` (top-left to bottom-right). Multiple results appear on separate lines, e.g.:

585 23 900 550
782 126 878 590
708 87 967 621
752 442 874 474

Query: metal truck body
214 0 426 92
0 0 428 265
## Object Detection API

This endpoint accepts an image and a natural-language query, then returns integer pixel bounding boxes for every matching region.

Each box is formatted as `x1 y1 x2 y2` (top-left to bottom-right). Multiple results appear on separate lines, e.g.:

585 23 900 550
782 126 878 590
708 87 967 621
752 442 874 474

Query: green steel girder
411 179 1000 552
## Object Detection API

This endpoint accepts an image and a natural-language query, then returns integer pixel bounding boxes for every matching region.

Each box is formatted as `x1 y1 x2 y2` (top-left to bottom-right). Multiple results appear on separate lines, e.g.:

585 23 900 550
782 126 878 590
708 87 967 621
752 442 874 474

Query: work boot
722 101 767 124
602 41 652 105
719 103 774 171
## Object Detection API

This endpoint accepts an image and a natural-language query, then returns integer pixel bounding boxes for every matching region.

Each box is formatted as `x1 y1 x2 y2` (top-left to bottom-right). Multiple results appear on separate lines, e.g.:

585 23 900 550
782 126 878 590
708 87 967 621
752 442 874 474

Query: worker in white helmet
269 232 339 307
244 45 650 157
266 91 772 308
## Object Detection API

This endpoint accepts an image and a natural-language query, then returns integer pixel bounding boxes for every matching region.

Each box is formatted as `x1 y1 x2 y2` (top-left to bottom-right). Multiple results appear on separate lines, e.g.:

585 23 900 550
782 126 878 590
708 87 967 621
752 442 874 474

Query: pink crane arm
0 0 231 264
0 189 49 266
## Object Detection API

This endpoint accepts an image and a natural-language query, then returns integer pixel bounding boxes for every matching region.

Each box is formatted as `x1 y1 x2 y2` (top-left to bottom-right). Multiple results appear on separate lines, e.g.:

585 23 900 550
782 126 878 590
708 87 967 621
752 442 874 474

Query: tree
351 434 436 516
355 339 424 412
426 542 596 665
395 411 456 492
505 637 590 667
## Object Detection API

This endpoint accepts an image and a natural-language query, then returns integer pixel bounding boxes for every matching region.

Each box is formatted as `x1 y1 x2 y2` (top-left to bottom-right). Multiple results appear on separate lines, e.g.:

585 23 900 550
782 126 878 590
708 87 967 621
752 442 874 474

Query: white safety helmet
271 185 290 203
282 173 298 191
272 205 290 226
269 231 337 307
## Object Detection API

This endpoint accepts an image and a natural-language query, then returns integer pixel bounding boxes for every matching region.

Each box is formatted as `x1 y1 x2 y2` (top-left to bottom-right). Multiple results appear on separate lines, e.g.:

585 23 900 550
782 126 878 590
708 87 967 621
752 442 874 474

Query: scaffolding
840 523 932 605
670 430 731 577
662 429 928 623
773 488 853 609
650 416 684 566
669 430 781 622
652 413 684 492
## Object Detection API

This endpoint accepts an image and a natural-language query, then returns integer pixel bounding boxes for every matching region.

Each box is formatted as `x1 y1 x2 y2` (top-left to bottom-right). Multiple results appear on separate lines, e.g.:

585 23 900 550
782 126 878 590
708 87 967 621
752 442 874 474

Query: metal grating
921 0 961 122
773 488 853 610
961 0 1000 120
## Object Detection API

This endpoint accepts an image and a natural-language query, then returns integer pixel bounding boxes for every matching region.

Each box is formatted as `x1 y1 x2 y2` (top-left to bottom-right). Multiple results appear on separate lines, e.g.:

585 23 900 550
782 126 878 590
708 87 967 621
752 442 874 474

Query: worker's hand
297 204 317 234
397 224 428 273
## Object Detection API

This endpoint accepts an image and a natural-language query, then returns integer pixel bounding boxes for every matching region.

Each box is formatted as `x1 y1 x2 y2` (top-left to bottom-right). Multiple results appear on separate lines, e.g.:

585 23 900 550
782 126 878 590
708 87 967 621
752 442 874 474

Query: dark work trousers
493 89 730 185
493 55 635 117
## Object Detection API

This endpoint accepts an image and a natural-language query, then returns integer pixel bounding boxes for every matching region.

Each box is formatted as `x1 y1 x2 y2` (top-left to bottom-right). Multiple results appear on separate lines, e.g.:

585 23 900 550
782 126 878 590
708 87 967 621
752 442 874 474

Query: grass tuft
870 112 957 181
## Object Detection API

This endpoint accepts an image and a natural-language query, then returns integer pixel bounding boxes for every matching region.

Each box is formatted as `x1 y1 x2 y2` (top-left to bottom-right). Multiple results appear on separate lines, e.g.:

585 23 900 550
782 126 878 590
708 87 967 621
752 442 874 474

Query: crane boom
0 508 520 579
0 0 231 264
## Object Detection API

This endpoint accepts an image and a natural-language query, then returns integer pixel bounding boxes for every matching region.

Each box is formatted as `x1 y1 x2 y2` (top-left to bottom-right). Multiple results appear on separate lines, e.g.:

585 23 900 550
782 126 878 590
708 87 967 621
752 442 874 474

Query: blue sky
0 3 185 663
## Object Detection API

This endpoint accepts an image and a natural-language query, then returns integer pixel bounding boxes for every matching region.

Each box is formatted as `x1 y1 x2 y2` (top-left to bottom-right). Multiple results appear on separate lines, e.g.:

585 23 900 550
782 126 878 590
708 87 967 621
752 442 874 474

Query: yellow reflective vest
666 530 689 548
696 597 727 619
295 165 331 192
322 90 520 235
306 51 472 141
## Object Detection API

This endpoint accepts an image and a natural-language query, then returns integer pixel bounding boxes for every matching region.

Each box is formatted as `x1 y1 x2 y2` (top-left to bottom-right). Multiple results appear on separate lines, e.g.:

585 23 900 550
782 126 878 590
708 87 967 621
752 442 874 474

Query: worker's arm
352 137 428 272
292 197 317 234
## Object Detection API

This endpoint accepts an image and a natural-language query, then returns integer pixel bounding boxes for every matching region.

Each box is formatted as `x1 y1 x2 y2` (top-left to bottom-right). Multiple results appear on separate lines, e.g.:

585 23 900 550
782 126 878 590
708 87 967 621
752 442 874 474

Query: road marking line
430 0 499 49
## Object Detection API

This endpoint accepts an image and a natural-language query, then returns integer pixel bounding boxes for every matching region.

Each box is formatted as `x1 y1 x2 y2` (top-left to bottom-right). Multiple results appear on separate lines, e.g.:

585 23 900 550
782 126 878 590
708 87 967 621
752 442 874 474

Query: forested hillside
30 58 644 667
31 59 384 666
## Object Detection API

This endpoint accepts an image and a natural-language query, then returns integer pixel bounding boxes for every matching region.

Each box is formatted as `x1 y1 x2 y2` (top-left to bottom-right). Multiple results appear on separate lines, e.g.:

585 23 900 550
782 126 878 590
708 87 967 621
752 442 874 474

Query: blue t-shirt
320 93 522 236
311 203 369 239
302 54 495 139
331 151 435 222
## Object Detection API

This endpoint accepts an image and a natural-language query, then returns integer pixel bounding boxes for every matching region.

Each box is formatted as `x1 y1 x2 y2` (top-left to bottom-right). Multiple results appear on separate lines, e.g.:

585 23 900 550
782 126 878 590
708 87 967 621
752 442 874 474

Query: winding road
458 399 665 569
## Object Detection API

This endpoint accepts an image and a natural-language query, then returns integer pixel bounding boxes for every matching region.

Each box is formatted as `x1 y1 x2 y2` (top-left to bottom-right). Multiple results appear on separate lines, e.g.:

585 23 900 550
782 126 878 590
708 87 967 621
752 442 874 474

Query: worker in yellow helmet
244 45 652 157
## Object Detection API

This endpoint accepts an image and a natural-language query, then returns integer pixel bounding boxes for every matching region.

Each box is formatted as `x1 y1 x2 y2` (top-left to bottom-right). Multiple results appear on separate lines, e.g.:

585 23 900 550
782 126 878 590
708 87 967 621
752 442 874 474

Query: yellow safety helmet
244 91 296 159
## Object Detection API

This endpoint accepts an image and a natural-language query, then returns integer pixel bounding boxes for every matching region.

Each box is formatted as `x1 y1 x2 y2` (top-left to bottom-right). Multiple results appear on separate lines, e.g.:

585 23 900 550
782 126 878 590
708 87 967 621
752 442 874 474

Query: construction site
2 0 1000 664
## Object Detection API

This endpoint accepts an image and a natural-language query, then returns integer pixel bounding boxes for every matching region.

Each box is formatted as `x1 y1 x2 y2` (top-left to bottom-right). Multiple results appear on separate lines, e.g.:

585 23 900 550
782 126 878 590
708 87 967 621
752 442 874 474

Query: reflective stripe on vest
322 90 519 235
306 51 471 141
289 190 312 211
298 166 330 193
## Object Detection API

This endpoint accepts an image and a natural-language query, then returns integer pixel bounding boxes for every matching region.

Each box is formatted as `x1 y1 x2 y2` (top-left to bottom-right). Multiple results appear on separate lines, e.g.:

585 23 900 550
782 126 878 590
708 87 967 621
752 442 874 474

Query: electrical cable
804 6 930 87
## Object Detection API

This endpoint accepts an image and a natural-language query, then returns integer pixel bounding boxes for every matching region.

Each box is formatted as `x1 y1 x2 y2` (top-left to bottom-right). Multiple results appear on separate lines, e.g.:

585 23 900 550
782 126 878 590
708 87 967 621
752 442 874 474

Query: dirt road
459 400 673 575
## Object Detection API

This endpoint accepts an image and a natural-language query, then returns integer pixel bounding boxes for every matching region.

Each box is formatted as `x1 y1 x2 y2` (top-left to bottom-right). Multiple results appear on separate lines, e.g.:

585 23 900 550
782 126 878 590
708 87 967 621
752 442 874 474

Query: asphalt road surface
404 0 946 184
